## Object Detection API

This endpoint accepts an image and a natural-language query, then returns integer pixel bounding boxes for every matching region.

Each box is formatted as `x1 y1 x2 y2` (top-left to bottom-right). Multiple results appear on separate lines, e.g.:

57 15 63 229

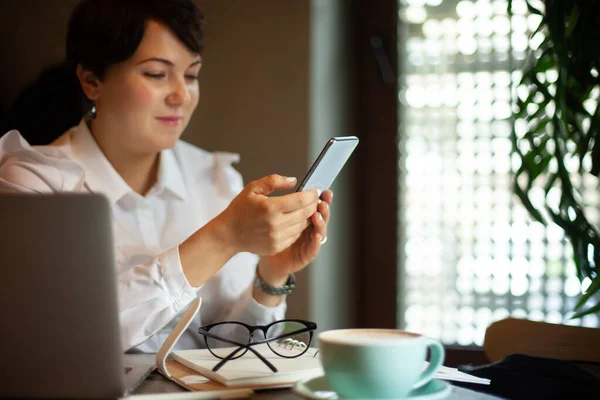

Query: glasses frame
198 319 317 373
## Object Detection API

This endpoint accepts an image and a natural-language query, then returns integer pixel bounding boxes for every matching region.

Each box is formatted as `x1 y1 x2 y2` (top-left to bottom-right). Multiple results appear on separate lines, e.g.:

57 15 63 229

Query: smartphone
296 136 359 194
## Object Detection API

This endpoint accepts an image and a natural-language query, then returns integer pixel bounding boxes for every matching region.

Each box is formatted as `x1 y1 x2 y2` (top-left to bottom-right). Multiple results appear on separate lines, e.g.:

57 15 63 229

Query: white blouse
0 120 286 353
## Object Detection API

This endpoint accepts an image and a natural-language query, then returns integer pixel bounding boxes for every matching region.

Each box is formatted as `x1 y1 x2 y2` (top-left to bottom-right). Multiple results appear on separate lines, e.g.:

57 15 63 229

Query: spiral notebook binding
276 338 320 357
277 337 307 350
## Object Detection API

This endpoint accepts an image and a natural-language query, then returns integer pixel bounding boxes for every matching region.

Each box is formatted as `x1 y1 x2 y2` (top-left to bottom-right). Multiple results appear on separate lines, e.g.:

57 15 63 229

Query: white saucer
292 376 452 400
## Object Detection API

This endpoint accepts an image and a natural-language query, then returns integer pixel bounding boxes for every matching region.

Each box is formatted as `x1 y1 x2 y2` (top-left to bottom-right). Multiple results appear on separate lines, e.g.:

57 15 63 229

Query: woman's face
92 19 201 155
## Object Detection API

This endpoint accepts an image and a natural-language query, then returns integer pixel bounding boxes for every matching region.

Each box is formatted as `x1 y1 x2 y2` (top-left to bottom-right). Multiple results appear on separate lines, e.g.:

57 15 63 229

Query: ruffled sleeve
212 151 243 197
0 130 85 193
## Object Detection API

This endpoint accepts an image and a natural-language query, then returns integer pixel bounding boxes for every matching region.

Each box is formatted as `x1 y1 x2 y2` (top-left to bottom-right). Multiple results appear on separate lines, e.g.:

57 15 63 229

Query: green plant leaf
543 172 558 193
533 155 552 180
573 273 600 310
525 2 543 16
572 239 583 280
513 178 546 223
530 75 553 101
571 300 600 319
535 51 556 73
532 119 552 134
588 103 600 176
565 4 580 38
524 99 552 122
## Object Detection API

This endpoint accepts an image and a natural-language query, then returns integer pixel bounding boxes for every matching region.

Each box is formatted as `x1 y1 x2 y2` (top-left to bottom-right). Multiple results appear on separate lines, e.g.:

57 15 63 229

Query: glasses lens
265 320 312 357
204 323 251 358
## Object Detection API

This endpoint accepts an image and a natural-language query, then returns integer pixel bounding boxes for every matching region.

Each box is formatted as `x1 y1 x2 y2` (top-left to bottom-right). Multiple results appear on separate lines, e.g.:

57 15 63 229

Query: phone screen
297 136 359 194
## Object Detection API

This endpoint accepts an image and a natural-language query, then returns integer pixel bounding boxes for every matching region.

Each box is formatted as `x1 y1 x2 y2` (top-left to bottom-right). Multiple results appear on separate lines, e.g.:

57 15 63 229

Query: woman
0 0 332 353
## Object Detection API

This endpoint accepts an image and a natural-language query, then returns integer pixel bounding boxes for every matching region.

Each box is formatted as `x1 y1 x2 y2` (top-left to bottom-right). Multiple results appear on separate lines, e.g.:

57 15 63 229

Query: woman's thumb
251 174 297 195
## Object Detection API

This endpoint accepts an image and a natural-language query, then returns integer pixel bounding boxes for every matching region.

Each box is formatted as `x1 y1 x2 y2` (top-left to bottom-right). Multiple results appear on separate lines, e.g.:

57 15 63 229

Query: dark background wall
0 0 315 321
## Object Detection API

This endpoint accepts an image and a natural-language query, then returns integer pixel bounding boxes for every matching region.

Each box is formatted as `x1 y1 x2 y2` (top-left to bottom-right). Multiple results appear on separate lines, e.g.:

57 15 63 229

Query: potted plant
512 0 600 318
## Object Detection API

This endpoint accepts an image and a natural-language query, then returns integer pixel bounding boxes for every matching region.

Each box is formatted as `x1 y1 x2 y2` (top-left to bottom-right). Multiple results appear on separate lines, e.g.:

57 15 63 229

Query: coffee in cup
318 329 445 399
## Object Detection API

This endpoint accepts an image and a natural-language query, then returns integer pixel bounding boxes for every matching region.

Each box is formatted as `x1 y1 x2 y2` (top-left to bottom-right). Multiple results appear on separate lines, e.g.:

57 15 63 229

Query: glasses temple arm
214 328 314 372
200 330 277 372
213 342 278 373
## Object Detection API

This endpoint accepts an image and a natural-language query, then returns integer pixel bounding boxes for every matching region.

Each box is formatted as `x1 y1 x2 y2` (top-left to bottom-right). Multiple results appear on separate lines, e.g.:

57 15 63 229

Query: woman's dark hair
66 0 204 79
0 62 84 145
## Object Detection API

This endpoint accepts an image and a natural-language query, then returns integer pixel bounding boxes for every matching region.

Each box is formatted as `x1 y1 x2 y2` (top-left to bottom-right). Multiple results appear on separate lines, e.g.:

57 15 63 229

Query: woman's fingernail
318 213 323 221
286 177 297 182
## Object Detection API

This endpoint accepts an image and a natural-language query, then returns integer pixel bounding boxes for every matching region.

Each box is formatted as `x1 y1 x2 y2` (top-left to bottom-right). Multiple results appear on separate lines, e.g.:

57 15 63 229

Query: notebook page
172 343 323 386
428 363 491 385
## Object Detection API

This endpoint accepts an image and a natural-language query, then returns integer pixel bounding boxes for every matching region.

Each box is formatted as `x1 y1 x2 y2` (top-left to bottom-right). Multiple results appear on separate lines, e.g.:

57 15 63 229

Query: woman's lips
156 116 183 127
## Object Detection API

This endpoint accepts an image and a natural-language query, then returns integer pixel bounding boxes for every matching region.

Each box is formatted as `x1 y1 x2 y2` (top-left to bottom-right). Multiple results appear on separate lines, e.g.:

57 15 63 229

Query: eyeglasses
198 319 317 373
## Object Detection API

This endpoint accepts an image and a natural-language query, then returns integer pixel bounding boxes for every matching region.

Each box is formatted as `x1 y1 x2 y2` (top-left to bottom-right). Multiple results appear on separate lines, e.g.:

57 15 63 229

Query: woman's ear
76 65 101 101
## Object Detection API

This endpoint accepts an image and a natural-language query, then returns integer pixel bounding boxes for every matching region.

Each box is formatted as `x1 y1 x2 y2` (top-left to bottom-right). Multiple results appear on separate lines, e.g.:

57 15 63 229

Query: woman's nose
166 78 190 106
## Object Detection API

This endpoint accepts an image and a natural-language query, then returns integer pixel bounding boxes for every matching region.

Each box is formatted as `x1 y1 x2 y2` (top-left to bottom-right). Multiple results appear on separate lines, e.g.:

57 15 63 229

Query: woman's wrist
179 218 239 287
251 256 291 307
206 213 240 256
254 268 296 296
256 256 290 286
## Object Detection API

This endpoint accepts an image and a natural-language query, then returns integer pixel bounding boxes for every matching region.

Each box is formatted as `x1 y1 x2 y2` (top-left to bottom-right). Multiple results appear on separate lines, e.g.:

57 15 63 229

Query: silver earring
86 104 97 121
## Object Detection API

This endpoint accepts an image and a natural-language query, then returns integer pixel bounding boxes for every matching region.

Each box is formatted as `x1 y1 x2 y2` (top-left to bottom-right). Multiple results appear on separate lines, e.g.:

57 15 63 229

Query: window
397 0 600 347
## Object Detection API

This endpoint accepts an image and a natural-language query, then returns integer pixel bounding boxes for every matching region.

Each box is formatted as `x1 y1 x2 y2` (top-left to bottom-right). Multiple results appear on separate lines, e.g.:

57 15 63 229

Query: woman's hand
215 174 320 256
257 189 333 285
180 174 321 289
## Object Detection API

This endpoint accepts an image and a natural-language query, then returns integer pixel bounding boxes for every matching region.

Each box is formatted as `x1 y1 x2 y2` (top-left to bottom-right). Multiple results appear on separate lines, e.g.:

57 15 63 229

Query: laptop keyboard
124 367 132 375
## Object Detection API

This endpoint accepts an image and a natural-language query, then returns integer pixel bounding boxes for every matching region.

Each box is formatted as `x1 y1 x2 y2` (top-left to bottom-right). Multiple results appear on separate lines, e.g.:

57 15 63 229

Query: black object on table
455 354 600 400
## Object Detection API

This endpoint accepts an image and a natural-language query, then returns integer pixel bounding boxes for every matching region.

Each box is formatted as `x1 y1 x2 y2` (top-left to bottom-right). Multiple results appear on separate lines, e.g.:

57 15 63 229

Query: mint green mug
318 329 445 399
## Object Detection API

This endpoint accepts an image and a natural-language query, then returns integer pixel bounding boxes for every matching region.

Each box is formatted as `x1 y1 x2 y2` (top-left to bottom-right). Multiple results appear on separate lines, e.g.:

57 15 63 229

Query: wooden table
133 371 503 399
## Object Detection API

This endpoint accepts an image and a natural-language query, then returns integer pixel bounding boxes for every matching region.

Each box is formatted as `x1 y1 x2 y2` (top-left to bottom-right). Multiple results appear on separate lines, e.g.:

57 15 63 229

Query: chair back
484 318 600 363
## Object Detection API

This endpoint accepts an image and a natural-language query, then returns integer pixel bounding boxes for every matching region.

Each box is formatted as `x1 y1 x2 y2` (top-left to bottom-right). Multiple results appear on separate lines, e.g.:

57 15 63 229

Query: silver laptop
0 193 155 399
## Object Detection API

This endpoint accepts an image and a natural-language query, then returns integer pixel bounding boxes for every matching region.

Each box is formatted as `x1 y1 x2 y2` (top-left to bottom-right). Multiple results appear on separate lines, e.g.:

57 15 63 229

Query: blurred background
1 0 597 355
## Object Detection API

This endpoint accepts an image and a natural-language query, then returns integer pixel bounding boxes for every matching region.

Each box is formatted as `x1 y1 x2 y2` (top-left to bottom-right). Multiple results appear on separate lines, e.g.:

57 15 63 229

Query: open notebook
156 297 489 395
171 343 323 387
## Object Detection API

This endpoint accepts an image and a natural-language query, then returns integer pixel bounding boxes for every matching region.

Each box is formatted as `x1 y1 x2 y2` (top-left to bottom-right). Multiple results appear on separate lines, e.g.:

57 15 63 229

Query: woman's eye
144 72 166 79
185 75 200 81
